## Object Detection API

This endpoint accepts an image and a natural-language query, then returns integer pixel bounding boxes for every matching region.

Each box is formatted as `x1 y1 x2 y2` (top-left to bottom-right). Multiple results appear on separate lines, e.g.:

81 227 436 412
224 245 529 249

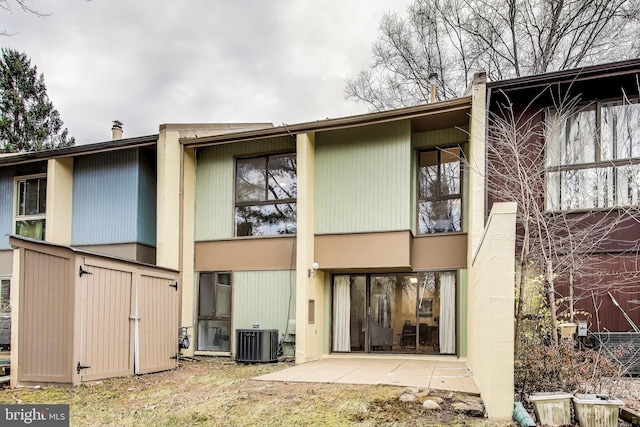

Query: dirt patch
0 357 514 426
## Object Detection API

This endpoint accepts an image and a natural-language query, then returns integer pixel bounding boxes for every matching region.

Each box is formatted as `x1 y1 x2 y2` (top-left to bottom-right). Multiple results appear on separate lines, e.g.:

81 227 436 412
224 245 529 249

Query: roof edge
0 134 159 166
8 234 179 272
487 58 640 91
181 97 473 146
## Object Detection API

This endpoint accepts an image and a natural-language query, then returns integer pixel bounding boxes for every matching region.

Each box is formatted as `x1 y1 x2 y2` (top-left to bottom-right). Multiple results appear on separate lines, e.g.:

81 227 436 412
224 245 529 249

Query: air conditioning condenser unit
236 329 278 363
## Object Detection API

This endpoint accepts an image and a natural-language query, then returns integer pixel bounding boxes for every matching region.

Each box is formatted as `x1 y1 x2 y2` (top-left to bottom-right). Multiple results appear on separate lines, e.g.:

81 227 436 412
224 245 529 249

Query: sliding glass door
332 272 456 355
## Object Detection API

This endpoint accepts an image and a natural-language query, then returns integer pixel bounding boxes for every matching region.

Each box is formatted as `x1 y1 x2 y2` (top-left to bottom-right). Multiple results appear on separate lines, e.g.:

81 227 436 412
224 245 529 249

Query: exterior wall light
308 262 319 278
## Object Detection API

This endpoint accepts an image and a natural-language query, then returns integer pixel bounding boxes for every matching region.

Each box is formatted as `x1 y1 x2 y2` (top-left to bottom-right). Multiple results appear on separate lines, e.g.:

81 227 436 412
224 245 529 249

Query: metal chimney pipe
428 73 438 103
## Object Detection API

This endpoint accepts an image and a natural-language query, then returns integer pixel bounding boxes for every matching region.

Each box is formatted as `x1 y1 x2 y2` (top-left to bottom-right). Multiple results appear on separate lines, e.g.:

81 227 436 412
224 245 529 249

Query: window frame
545 98 640 211
0 277 10 312
13 174 47 240
234 152 297 237
416 146 463 235
196 271 232 352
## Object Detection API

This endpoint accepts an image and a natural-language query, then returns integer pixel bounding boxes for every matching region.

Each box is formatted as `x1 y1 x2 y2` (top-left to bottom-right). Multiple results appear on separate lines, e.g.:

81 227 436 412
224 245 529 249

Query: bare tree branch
346 0 640 109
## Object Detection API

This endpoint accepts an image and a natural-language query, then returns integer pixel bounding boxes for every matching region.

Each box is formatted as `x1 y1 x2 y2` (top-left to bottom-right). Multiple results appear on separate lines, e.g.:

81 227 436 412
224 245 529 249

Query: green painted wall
194 137 295 240
412 127 468 149
232 269 296 338
315 121 412 234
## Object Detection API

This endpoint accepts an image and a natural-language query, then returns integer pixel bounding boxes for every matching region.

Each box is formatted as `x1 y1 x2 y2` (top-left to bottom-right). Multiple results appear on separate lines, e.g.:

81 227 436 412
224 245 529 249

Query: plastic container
528 392 573 426
572 394 624 427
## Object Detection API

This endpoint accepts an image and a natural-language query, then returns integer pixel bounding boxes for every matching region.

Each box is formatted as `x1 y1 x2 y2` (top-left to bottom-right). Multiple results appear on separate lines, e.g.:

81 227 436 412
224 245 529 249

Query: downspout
484 86 492 225
513 402 536 427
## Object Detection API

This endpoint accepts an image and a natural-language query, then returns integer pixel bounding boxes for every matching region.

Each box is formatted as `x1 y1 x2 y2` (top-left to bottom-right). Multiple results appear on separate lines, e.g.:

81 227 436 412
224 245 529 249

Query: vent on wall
236 329 278 363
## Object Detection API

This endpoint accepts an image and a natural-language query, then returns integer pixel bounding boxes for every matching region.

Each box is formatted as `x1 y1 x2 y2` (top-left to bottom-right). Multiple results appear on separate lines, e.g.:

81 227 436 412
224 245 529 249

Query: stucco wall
467 202 516 420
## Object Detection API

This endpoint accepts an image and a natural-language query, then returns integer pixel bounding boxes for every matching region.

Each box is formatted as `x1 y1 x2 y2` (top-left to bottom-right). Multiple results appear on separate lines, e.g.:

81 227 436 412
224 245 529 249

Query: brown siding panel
556 253 640 332
19 250 73 383
195 237 296 271
412 234 468 270
0 250 11 276
315 231 412 270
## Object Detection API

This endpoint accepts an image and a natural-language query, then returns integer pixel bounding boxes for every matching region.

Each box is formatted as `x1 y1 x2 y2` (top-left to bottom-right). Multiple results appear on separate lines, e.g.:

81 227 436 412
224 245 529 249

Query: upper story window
235 153 297 236
417 147 462 234
546 100 640 210
14 175 46 240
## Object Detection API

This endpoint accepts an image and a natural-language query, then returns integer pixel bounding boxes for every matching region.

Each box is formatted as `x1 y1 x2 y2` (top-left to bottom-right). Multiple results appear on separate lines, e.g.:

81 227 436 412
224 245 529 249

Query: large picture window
417 147 462 234
546 101 640 210
14 175 46 240
235 153 296 236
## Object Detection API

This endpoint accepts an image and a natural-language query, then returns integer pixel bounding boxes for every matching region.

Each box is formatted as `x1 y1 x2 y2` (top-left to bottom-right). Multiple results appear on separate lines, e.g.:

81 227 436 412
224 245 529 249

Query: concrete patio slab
254 357 480 395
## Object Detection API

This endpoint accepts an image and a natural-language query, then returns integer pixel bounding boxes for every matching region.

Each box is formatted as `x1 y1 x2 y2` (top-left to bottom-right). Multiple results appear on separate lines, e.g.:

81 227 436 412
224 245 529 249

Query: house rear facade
487 59 640 333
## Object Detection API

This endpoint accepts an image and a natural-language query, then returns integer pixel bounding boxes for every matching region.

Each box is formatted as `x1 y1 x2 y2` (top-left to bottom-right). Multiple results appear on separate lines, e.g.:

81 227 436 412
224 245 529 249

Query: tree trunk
547 260 559 345
569 269 574 323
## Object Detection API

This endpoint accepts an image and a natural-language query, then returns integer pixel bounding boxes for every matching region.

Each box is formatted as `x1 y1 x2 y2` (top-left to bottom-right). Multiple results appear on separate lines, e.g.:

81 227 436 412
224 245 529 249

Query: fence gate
78 260 134 381
78 260 178 381
135 272 178 374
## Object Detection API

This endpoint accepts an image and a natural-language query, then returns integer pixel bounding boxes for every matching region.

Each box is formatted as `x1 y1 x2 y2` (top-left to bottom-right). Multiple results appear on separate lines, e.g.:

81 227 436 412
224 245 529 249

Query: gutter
180 97 473 147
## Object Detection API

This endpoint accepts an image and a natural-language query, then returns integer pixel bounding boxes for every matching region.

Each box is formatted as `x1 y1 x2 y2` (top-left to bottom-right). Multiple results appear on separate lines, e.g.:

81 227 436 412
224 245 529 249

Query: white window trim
545 100 640 211
13 173 47 238
0 277 10 313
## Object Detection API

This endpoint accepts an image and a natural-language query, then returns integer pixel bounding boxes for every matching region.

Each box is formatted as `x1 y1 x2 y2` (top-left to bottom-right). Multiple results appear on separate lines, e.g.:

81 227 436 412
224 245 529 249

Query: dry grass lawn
0 357 515 426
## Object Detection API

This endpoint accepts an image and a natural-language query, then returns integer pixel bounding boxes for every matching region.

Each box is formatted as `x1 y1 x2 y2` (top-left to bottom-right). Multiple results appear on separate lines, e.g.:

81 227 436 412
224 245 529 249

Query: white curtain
332 276 351 352
439 272 456 354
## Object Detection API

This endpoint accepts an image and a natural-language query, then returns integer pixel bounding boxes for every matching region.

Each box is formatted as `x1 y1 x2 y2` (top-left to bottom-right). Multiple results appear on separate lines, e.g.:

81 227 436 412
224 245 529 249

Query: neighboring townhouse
1 122 273 387
0 122 272 274
0 131 160 273
486 59 640 332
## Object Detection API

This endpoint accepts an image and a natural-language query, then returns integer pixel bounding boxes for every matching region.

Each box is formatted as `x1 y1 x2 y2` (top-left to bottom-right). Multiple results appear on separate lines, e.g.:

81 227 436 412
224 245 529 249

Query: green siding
315 121 412 234
232 270 296 336
412 127 468 149
195 137 295 240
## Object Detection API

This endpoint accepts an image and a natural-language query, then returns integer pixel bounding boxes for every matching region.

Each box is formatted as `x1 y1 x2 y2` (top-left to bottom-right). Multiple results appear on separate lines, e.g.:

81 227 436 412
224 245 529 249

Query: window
235 153 296 236
15 175 47 240
546 101 640 210
0 278 9 312
197 272 231 352
417 147 462 234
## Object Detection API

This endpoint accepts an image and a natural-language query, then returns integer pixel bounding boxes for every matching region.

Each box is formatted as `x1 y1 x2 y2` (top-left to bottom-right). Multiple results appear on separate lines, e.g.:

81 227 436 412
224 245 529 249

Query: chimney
111 120 123 140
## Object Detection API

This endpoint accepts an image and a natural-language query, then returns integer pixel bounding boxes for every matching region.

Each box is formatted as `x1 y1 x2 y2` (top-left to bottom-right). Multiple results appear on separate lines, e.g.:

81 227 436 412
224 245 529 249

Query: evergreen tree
0 48 74 152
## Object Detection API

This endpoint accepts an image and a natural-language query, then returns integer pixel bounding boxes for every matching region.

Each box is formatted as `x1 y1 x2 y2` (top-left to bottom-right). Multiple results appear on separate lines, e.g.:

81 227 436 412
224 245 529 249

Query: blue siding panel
0 168 15 250
72 150 139 245
137 148 157 246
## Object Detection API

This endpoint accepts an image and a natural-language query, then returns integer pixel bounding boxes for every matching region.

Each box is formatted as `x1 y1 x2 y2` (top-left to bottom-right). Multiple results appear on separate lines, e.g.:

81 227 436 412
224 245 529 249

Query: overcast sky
1 1 413 144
